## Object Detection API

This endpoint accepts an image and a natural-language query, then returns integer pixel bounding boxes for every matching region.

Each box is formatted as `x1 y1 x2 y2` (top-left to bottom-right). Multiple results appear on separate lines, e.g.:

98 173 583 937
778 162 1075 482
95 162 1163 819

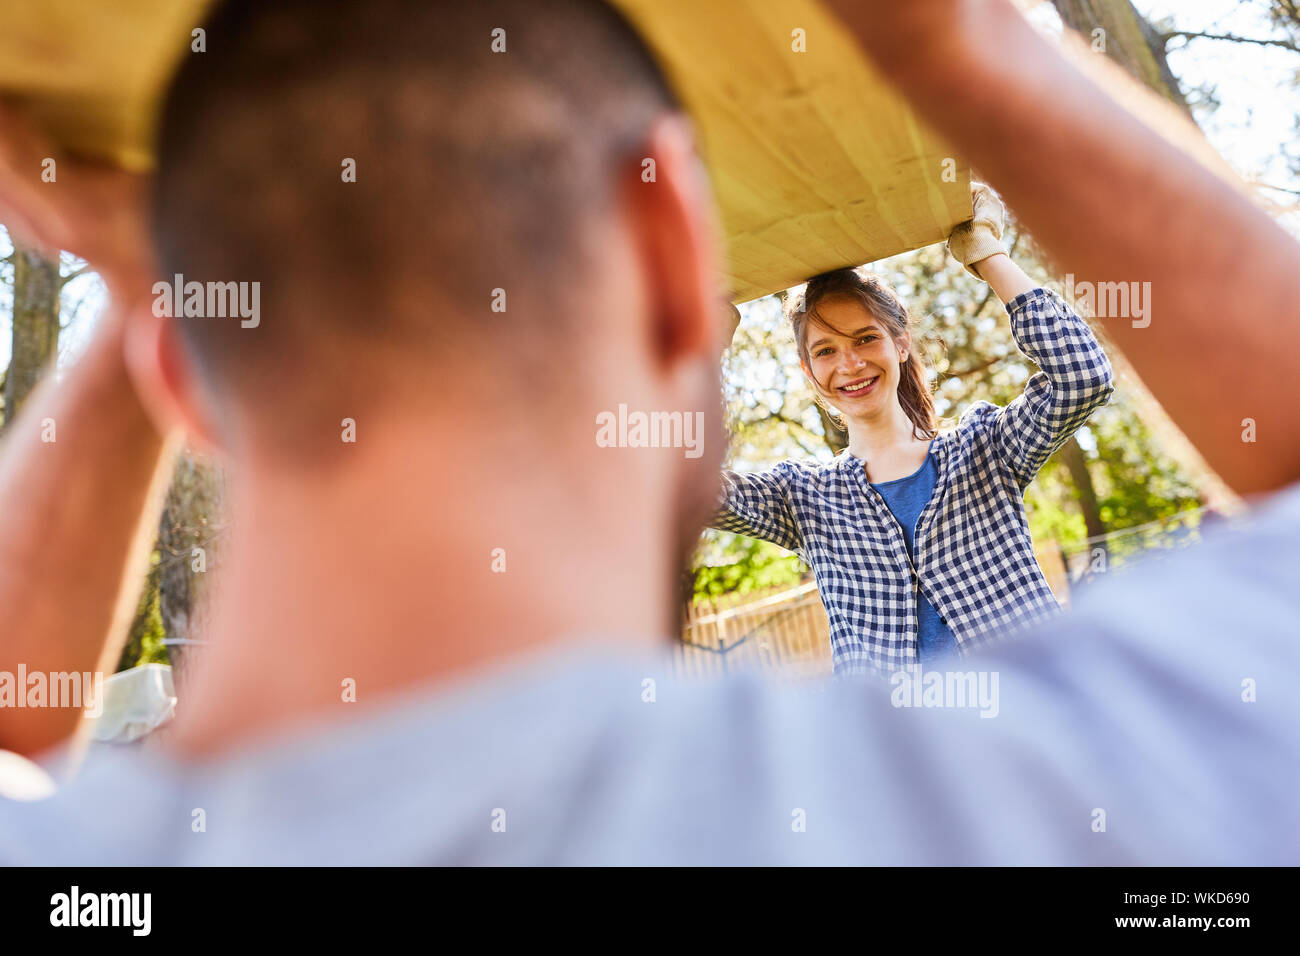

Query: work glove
946 182 1007 280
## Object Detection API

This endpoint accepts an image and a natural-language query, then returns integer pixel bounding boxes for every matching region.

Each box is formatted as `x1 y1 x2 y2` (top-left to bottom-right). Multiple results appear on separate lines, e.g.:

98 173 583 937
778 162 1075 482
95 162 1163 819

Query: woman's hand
946 182 1007 280
949 183 1036 301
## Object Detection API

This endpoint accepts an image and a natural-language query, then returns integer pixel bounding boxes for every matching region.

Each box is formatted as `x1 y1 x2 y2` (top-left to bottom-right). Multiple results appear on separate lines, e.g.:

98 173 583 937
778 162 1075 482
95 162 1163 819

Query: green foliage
117 551 171 672
692 531 807 599
1089 401 1204 523
1024 457 1089 546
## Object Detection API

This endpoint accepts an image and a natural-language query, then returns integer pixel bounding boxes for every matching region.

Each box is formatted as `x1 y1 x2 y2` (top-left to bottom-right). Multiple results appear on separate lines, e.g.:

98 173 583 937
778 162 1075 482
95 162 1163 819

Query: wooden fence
676 580 832 680
677 541 1075 678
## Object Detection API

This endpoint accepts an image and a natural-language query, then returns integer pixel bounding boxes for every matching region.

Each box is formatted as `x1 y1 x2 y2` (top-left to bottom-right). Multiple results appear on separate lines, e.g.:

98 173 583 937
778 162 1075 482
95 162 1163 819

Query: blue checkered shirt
712 288 1114 676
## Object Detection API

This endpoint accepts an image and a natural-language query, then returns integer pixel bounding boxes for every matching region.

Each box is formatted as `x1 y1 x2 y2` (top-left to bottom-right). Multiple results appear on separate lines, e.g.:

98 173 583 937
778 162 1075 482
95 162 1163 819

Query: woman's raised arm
948 185 1114 488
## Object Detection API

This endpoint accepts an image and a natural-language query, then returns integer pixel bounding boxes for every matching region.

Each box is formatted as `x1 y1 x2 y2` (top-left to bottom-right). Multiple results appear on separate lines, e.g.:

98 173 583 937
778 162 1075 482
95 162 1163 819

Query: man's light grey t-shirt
3 484 1299 865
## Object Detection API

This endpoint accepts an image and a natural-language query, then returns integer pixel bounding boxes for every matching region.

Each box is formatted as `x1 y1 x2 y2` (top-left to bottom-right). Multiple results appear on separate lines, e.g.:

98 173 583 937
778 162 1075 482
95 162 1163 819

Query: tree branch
739 409 825 458
1161 29 1300 54
59 264 91 287
945 355 1003 379
1254 181 1300 198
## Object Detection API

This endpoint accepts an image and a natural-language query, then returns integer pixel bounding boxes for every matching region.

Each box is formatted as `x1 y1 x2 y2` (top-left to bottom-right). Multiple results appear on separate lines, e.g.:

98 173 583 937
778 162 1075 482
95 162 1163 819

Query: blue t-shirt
4 481 1300 864
870 448 958 663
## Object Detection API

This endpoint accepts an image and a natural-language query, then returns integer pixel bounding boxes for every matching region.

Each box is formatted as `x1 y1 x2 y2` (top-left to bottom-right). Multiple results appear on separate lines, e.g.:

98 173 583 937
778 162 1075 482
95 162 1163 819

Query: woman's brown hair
788 267 938 440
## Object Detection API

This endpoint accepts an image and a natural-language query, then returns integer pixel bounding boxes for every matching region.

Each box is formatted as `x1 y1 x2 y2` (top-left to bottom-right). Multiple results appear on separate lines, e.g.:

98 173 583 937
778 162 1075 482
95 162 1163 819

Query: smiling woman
795 271 939 462
710 184 1116 676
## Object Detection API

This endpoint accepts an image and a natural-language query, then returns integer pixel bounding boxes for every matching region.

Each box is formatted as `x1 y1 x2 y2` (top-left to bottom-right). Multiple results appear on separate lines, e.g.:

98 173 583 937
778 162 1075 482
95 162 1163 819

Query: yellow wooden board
0 0 970 303
0 0 209 172
613 0 971 302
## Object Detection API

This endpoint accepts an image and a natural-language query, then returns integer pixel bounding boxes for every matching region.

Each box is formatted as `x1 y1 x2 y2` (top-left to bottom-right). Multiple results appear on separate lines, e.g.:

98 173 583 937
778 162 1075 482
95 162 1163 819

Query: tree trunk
156 451 224 694
1059 434 1108 560
1051 0 1192 116
3 241 60 428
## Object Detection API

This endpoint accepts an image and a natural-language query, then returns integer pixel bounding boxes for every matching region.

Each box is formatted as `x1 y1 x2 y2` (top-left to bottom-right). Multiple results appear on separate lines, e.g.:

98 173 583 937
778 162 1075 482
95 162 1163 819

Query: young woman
714 185 1114 676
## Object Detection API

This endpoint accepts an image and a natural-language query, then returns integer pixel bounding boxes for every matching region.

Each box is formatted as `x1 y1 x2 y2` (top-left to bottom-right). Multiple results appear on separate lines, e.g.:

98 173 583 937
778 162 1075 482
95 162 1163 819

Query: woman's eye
858 336 877 345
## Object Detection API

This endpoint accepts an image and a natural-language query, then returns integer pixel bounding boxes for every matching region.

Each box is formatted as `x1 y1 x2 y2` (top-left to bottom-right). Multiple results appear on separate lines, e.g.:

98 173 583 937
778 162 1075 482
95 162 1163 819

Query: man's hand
0 101 153 297
819 0 961 80
0 103 171 760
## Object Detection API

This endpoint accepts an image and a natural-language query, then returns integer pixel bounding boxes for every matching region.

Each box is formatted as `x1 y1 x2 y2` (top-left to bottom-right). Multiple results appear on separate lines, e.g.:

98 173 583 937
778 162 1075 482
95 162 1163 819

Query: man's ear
619 113 723 372
121 293 224 457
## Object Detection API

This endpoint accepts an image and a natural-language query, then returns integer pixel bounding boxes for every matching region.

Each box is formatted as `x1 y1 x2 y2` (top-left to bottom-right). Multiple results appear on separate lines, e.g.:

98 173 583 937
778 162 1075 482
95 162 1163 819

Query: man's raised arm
0 105 170 757
824 0 1300 496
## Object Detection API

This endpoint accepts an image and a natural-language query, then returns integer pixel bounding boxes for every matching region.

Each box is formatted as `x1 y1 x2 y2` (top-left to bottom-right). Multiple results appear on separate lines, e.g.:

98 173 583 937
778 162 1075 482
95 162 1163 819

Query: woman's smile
837 374 880 397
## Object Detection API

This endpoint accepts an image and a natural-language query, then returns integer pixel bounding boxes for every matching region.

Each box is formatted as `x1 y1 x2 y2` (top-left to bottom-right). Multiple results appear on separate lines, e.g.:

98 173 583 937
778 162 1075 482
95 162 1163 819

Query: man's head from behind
126 0 728 581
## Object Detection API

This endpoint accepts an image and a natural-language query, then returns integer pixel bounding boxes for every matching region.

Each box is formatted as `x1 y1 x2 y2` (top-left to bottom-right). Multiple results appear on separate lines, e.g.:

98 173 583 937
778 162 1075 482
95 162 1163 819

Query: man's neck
163 432 675 759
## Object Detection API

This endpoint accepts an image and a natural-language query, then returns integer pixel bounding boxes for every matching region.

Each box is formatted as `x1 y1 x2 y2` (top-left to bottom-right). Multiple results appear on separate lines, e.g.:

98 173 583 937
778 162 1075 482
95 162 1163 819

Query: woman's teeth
840 377 878 393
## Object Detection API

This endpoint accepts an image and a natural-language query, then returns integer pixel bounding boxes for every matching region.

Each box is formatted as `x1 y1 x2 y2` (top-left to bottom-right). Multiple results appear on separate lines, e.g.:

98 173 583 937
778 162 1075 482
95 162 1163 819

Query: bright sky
2 0 1296 370
1144 0 1298 193
1031 0 1300 211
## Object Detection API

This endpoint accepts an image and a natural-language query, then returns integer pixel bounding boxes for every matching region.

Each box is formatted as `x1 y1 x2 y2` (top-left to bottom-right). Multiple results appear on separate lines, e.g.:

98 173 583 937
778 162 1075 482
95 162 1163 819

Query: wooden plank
0 0 209 171
611 0 971 302
0 0 971 300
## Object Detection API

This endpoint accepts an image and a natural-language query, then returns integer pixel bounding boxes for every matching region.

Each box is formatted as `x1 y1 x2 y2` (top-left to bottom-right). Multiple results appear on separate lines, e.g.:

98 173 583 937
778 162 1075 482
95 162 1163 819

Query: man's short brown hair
152 0 681 424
